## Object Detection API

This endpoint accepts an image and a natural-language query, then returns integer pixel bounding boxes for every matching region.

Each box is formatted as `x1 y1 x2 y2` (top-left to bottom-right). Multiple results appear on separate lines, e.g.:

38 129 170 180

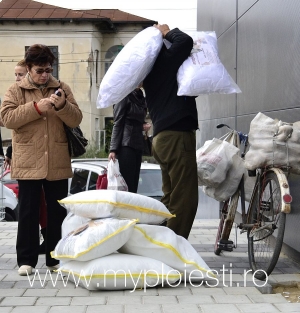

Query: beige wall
0 21 146 147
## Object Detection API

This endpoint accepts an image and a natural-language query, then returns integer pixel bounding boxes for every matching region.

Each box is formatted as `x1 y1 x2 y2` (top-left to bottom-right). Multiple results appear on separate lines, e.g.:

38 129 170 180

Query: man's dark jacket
143 28 198 137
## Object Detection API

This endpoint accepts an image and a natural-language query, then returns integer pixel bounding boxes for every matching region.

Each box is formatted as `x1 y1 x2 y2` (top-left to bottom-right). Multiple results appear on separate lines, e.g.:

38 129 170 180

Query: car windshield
137 169 163 198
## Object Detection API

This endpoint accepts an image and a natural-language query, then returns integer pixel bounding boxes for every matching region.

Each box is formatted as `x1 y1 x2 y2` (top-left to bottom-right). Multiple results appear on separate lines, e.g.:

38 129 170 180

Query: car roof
71 158 161 173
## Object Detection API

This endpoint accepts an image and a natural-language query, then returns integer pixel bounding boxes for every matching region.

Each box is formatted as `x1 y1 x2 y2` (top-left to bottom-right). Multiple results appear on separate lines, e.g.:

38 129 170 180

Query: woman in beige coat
0 44 83 276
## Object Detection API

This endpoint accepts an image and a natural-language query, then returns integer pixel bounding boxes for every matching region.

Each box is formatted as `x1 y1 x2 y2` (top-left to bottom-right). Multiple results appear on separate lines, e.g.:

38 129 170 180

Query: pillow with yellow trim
51 218 137 262
118 224 215 279
58 253 181 290
58 190 174 224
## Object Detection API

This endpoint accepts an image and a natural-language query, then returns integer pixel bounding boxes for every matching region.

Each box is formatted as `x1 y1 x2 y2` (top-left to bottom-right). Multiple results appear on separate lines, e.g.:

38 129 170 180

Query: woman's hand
4 156 11 170
49 88 66 110
36 98 53 113
108 152 116 162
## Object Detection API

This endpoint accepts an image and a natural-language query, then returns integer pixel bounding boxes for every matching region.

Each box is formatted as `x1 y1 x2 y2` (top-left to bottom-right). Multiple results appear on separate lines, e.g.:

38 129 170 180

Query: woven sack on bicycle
63 123 88 157
245 112 300 174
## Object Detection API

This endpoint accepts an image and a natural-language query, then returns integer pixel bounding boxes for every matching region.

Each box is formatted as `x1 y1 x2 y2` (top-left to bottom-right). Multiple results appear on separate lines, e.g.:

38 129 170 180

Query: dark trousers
118 146 142 193
152 130 198 239
17 179 68 267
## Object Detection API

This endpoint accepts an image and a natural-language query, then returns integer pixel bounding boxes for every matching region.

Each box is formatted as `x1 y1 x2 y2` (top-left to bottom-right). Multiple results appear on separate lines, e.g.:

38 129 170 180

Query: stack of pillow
53 190 214 290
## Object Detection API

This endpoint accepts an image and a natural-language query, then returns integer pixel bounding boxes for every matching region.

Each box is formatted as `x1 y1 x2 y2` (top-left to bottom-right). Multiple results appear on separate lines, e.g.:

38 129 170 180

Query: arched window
105 45 124 73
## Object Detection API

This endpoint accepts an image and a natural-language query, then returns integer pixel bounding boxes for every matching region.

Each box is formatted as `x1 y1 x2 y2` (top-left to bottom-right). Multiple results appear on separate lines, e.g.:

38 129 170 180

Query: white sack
203 154 244 202
52 218 137 262
196 138 240 187
177 31 241 96
119 224 215 279
96 26 163 109
59 253 180 290
58 190 174 224
245 112 300 174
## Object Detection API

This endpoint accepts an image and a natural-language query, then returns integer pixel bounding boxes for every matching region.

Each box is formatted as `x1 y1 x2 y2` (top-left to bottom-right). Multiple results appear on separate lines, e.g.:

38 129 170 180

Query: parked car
0 181 18 221
1 169 19 198
69 159 163 200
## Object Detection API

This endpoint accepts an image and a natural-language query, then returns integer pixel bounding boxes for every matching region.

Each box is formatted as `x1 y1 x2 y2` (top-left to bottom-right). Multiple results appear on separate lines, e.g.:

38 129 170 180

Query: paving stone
0 308 12 313
48 306 86 313
213 294 252 303
23 289 58 297
161 304 201 313
143 296 178 305
0 297 37 306
11 307 49 313
248 293 288 303
274 303 300 312
236 303 281 312
108 295 142 305
86 305 123 313
35 297 71 306
70 296 106 305
56 288 90 297
177 295 213 304
125 304 162 313
199 304 241 313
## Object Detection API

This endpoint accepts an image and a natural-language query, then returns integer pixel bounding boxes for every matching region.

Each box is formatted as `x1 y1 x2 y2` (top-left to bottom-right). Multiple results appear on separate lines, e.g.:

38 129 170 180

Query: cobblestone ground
0 219 300 313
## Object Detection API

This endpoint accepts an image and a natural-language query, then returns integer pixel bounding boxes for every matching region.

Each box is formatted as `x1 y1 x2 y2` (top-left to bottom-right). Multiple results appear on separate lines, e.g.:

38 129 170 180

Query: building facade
196 0 300 258
0 0 156 149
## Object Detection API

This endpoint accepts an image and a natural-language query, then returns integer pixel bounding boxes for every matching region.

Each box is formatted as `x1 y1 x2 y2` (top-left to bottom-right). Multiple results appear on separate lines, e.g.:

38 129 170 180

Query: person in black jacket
143 24 198 239
109 86 151 193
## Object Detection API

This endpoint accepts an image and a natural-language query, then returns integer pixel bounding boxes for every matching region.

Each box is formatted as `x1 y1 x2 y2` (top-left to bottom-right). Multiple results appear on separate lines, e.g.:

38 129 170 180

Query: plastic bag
177 31 241 96
196 138 240 187
107 159 128 191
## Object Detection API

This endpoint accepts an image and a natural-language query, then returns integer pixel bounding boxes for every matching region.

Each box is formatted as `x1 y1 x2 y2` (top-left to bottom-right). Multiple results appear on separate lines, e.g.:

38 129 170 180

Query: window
105 45 124 73
25 46 59 79
70 168 89 194
88 171 99 191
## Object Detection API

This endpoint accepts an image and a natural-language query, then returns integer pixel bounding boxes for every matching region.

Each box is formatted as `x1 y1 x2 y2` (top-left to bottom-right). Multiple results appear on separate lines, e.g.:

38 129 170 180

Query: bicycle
214 124 292 280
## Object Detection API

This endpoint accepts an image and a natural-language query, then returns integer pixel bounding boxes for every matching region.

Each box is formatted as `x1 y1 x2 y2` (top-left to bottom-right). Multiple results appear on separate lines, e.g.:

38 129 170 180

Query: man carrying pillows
143 24 199 239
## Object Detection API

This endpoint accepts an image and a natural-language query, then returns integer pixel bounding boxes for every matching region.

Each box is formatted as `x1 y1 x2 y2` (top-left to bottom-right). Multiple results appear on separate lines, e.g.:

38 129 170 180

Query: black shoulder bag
55 88 88 157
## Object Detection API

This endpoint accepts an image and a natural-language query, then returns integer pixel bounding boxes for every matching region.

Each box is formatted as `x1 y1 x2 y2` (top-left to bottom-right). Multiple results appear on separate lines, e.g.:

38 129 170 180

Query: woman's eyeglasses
33 68 53 74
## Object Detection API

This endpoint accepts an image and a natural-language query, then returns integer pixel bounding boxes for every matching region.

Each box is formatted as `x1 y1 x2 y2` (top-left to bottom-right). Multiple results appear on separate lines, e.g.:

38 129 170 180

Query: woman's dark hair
25 44 55 69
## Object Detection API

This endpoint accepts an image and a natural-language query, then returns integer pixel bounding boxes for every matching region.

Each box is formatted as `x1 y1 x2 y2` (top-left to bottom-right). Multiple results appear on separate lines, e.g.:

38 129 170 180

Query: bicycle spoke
247 171 286 280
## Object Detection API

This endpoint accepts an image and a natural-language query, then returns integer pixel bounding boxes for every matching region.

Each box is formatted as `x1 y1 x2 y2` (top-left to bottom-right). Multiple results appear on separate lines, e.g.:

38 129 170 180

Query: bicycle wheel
214 190 239 255
248 171 286 280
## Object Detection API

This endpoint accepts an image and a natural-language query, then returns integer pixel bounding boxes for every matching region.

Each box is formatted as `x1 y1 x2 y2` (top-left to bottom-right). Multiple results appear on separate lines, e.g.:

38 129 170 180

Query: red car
1 169 19 198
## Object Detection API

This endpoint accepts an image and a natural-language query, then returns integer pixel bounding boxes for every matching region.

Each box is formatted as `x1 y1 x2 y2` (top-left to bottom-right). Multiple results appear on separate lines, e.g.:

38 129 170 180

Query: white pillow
62 212 90 238
52 218 137 262
59 253 181 290
118 224 215 279
96 26 163 109
58 190 174 224
177 31 241 96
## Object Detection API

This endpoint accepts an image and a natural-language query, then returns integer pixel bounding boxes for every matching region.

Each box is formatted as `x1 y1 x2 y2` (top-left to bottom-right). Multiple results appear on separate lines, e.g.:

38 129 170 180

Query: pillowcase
96 26 163 109
118 224 215 279
52 218 137 262
177 31 241 96
62 212 90 238
58 190 174 224
59 253 181 290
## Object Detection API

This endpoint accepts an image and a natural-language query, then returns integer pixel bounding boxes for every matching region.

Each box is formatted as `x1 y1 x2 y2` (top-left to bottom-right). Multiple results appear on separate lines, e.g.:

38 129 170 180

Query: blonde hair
16 59 26 67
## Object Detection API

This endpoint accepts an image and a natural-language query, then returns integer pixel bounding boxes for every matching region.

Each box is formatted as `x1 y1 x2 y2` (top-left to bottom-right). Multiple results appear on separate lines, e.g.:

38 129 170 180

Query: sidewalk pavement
0 219 300 313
